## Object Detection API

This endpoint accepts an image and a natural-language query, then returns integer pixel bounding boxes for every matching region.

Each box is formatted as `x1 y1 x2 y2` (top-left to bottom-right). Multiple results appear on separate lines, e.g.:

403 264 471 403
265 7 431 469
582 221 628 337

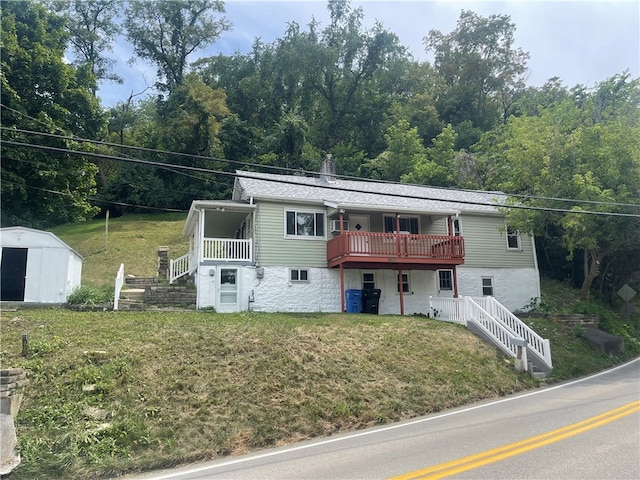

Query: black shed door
1 247 28 301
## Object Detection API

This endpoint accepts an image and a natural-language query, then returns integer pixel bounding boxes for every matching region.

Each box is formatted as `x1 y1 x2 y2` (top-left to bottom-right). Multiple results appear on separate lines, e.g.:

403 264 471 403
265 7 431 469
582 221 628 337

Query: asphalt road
123 358 640 480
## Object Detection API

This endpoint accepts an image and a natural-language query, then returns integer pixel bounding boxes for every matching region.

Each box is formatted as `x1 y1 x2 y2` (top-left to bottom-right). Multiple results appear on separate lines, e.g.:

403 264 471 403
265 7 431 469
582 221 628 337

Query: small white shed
0 227 82 303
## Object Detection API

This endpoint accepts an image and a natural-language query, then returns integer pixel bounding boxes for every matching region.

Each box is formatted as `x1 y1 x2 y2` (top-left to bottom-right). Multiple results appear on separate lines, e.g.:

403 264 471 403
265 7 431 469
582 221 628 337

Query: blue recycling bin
345 289 363 313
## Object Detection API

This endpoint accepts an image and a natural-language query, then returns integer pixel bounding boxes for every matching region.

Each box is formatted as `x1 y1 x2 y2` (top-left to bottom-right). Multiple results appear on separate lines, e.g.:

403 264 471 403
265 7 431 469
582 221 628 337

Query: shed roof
233 170 506 216
0 227 83 259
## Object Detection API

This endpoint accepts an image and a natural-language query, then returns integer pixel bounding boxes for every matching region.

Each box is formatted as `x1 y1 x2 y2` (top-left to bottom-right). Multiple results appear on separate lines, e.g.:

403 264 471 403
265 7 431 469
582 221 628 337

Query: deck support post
398 268 405 315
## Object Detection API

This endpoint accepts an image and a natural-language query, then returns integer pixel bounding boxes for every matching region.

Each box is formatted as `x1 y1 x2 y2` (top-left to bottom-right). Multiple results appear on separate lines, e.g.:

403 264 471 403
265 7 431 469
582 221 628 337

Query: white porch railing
202 238 252 261
170 252 191 284
113 263 124 310
429 296 552 373
427 297 466 325
170 238 253 284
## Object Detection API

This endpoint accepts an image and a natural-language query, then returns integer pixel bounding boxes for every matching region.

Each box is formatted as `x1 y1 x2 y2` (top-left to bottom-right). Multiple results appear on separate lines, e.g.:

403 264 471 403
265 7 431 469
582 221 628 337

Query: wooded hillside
1 0 638 300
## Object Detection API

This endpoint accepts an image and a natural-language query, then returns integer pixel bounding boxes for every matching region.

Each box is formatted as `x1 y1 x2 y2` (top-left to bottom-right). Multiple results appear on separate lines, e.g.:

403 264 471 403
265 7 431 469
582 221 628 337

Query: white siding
0 227 82 303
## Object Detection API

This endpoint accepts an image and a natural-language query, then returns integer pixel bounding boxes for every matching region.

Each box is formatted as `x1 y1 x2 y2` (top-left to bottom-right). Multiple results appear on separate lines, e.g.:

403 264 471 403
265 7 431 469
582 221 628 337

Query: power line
1 179 187 212
3 139 640 218
2 122 639 210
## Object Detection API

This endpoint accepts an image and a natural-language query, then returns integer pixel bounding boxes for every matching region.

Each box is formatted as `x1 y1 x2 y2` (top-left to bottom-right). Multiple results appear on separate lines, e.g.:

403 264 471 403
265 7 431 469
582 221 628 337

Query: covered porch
170 200 256 283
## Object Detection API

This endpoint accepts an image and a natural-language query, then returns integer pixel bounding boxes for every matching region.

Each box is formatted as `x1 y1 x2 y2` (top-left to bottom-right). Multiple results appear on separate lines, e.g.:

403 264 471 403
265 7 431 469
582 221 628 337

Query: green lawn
0 215 634 479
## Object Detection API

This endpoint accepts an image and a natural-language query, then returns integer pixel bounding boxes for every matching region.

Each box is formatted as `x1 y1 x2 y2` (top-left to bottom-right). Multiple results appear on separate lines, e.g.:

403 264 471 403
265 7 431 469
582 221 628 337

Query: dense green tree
402 123 457 186
47 0 124 187
101 75 231 210
49 0 123 90
368 119 426 182
124 0 230 92
1 0 102 227
513 77 570 117
425 10 529 142
479 74 640 299
301 0 406 152
199 0 409 164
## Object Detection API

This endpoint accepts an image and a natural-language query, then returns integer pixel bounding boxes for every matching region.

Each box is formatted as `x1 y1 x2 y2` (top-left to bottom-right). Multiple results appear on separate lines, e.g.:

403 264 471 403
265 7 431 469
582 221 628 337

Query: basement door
1 247 28 301
218 267 239 312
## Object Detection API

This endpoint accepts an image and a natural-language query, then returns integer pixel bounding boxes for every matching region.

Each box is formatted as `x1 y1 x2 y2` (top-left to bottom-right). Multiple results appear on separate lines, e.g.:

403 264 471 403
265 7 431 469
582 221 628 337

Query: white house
0 227 82 303
170 159 541 315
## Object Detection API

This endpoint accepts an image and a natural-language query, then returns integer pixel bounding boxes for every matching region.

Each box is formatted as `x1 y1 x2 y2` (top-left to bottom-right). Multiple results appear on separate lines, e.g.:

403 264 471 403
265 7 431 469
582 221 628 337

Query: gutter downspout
453 265 459 298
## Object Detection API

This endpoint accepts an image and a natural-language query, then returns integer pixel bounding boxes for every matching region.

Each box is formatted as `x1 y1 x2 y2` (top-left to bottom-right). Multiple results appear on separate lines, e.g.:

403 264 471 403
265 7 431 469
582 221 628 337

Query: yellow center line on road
389 400 640 480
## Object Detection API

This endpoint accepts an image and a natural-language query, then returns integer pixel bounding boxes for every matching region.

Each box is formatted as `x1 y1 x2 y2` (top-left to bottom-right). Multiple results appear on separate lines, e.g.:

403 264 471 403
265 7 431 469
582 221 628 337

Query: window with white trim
290 268 309 282
397 273 410 293
506 226 521 250
482 277 494 296
362 272 376 290
285 210 325 238
383 215 419 234
438 270 453 291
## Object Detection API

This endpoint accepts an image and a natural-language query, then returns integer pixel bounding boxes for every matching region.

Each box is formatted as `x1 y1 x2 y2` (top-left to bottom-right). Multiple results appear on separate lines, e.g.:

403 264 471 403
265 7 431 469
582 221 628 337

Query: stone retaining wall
551 314 599 327
146 285 197 306
124 276 158 286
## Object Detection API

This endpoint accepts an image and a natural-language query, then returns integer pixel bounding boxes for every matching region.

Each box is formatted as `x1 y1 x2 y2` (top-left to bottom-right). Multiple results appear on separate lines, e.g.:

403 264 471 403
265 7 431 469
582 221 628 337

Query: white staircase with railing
429 296 552 377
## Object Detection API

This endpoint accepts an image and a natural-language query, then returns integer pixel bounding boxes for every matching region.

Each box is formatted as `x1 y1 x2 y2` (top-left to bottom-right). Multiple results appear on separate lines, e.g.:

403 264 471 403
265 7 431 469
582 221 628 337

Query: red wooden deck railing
327 232 464 266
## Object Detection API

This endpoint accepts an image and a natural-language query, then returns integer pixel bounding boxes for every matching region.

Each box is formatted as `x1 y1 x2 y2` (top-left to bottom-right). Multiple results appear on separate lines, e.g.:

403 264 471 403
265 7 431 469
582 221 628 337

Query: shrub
67 285 113 306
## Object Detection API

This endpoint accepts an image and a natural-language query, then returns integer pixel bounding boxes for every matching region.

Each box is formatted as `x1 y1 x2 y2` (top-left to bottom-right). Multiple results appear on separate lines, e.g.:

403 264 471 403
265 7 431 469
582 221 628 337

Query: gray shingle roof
234 170 506 215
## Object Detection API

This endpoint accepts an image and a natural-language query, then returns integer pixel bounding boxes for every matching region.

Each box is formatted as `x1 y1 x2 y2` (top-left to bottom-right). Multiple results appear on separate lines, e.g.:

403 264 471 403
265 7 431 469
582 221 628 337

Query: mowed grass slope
2 310 540 480
51 212 189 286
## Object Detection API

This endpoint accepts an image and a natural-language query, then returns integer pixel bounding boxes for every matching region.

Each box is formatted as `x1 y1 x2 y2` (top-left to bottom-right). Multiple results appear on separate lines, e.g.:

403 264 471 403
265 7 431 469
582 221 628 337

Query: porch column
339 211 345 232
198 209 205 263
340 263 345 313
453 265 459 298
395 214 401 256
447 215 454 256
398 268 405 315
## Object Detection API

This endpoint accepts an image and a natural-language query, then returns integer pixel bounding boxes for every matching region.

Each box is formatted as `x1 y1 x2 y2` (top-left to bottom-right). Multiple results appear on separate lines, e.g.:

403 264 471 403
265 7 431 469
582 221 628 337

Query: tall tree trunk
580 247 606 300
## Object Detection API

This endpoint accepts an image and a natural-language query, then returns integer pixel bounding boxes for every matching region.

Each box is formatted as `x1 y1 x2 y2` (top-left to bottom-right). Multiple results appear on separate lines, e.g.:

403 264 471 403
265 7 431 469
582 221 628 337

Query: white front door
218 268 238 312
349 215 370 233
349 215 371 254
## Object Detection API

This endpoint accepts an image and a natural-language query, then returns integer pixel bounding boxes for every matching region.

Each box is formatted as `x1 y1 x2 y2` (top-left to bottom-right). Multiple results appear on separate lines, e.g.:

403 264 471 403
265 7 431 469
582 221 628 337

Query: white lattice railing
113 263 124 310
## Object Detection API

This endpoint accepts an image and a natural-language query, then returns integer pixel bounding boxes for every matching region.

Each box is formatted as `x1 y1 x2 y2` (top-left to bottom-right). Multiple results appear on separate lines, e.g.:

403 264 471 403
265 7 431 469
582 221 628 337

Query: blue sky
98 1 640 107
